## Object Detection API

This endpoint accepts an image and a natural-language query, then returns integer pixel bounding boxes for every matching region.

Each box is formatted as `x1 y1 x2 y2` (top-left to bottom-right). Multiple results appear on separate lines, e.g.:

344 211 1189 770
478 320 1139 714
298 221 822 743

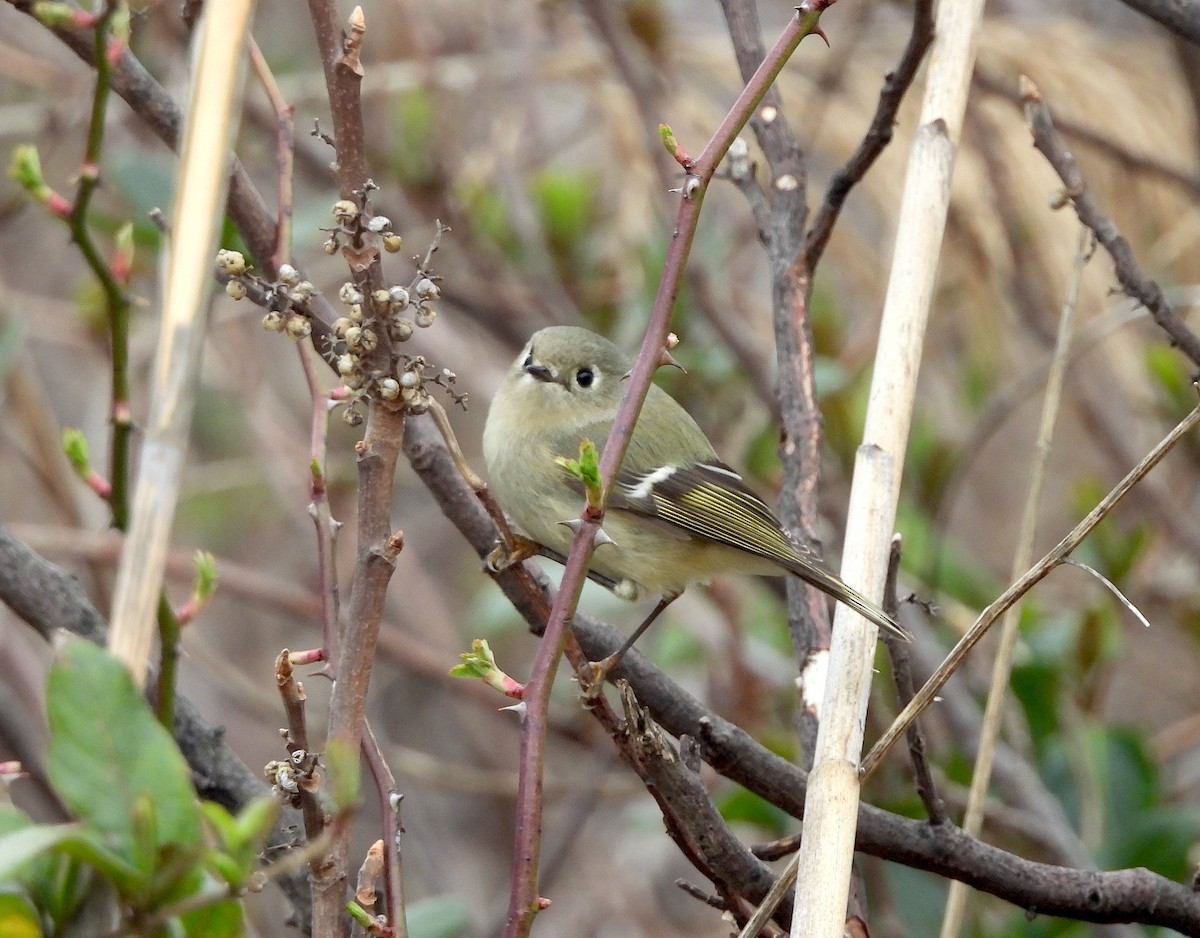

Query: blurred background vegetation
2 0 1200 934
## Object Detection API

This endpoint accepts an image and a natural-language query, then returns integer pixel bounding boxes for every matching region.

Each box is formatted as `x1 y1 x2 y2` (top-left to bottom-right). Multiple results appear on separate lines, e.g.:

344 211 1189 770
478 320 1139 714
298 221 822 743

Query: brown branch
314 406 405 934
803 0 935 270
881 537 946 826
274 649 329 881
1113 0 1200 45
973 69 1200 199
717 2 830 751
300 4 403 934
613 681 788 929
1022 75 1200 369
362 719 408 938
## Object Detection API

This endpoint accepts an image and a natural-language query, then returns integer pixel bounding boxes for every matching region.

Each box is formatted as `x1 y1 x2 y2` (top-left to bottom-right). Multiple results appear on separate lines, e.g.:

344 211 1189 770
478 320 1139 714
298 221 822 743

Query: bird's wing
614 460 807 567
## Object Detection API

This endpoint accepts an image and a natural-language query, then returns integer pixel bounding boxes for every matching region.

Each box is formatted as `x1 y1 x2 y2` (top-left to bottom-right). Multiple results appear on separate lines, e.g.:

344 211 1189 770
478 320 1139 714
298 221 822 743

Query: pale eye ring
575 367 595 388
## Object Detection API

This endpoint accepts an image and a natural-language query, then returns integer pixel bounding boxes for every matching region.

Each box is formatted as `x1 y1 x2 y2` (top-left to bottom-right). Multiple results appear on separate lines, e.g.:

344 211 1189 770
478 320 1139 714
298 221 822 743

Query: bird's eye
522 353 533 369
575 367 595 388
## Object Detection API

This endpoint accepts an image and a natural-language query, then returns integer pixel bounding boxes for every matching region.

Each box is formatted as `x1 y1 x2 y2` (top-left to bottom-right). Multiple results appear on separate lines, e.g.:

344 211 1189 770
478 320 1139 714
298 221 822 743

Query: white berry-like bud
383 234 403 253
323 238 338 255
285 316 311 339
366 215 391 233
377 377 400 400
278 264 299 285
408 394 430 415
332 317 353 338
391 318 414 342
415 278 439 299
262 311 285 332
359 329 378 352
415 307 436 328
337 354 356 376
216 249 247 275
372 289 390 307
332 200 357 222
388 286 409 307
347 303 363 323
225 279 247 300
344 326 363 348
343 407 363 426
339 283 363 305
400 370 421 389
291 281 316 300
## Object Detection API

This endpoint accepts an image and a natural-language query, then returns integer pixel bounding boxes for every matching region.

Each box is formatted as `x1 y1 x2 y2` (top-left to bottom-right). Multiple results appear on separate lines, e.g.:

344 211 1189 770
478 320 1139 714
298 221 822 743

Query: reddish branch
502 9 832 933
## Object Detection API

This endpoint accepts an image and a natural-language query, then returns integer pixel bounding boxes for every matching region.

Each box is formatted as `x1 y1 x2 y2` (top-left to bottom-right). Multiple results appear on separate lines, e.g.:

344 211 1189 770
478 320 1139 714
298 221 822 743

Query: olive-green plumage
483 326 908 640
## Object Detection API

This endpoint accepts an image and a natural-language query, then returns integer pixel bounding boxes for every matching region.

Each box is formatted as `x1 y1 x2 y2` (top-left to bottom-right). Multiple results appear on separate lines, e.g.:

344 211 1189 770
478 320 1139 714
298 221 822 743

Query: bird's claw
580 655 620 699
484 535 539 573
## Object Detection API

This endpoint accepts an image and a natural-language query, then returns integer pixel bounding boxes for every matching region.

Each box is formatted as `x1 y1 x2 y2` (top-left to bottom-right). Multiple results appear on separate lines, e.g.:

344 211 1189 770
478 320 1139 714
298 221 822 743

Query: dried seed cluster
217 249 317 340
329 265 453 424
217 186 464 424
323 197 403 257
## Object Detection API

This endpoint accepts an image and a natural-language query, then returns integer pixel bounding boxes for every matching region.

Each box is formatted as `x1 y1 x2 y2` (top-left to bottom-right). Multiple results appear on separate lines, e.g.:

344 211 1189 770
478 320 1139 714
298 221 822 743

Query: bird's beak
524 361 556 383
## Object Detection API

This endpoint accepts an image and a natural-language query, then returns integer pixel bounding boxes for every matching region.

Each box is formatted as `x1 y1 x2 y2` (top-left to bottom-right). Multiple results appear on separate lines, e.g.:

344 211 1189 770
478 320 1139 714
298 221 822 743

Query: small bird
483 326 909 666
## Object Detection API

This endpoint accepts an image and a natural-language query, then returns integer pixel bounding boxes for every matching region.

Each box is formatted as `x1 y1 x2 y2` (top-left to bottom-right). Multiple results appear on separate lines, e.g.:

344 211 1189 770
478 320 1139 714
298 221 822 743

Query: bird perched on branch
483 326 909 672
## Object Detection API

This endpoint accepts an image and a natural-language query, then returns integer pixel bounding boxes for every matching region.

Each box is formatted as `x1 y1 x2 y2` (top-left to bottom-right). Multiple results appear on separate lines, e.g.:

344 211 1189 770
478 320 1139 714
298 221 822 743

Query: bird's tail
784 557 912 642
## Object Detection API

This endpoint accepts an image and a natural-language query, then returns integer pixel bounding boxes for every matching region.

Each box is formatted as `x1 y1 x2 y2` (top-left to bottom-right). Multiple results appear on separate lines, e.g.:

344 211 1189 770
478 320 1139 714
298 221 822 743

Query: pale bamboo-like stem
107 1 256 685
789 0 986 933
862 397 1200 779
939 227 1092 937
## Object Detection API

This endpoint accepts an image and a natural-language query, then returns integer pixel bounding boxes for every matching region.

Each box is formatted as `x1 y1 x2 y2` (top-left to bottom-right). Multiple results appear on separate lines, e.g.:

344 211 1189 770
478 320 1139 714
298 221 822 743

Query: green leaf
57 828 144 893
554 438 602 509
202 799 278 889
714 786 789 836
532 170 596 259
324 739 360 814
0 823 81 882
180 895 243 938
408 895 470 938
0 892 42 938
45 640 202 867
228 798 279 853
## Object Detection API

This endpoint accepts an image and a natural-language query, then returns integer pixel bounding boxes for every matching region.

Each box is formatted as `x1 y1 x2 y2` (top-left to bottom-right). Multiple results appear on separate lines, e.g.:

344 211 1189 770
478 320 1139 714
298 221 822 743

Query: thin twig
362 719 408 938
882 536 946 825
275 649 329 876
298 343 340 670
939 225 1092 938
803 0 935 270
247 36 295 271
972 69 1200 199
1021 76 1200 369
66 2 134 532
862 397 1200 779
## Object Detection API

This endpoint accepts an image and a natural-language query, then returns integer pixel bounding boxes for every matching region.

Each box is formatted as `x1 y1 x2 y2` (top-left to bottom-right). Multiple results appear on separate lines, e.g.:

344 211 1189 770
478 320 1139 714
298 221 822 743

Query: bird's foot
484 535 540 573
580 653 623 699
